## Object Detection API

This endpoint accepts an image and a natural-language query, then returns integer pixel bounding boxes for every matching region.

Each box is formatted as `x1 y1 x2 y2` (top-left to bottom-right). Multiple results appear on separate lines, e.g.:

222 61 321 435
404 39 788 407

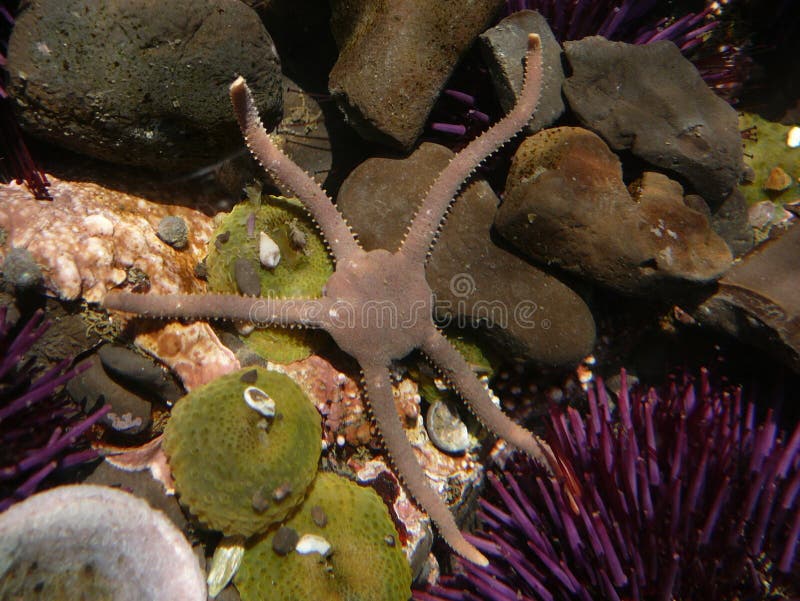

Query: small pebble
310 505 327 528
214 230 230 251
234 257 261 296
156 216 189 249
764 166 792 192
272 526 299 556
240 369 258 384
2 247 43 290
384 535 395 547
193 260 208 281
273 481 292 502
295 534 332 557
425 400 470 454
252 488 270 513
259 231 281 269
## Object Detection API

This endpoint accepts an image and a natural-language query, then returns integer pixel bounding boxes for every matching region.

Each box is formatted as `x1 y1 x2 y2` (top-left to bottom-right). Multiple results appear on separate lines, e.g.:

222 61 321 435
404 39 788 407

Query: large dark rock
696 222 800 373
7 0 282 174
478 10 564 133
562 37 744 205
495 127 732 296
337 142 596 366
328 0 503 150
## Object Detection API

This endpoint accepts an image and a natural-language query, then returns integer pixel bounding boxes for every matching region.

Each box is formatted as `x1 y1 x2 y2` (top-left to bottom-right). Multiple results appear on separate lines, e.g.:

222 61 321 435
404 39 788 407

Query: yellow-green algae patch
235 472 411 601
163 367 321 537
205 194 333 363
739 113 800 206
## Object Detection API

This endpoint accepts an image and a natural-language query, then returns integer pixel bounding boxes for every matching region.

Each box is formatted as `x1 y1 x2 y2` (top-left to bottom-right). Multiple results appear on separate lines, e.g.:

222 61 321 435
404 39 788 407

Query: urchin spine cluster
418 369 799 601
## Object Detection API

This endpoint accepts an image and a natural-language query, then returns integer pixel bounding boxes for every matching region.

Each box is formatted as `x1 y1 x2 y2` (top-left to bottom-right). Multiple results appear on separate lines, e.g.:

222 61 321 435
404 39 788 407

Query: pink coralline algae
0 175 213 303
416 370 800 601
0 307 109 511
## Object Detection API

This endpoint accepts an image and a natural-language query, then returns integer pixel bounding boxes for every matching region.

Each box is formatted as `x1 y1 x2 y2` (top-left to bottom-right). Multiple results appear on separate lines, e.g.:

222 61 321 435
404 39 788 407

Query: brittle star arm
229 77 361 262
103 291 333 329
401 34 543 265
361 361 489 567
421 326 562 475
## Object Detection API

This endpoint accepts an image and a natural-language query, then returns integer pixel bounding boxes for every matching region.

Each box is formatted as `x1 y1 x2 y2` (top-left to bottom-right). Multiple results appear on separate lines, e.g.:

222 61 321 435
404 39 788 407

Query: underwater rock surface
479 9 565 133
7 0 282 173
0 484 206 600
337 141 595 365
496 127 733 295
563 37 744 205
329 0 503 150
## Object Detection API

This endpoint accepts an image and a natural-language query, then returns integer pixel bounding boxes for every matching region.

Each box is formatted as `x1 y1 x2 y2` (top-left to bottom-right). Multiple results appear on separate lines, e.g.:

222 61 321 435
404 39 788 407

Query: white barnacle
243 386 276 418
259 231 281 269
295 533 332 557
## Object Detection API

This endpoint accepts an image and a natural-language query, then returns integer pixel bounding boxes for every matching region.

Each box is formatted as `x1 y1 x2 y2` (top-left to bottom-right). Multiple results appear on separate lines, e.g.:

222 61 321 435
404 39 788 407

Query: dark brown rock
495 127 732 295
562 37 744 204
67 355 153 435
7 0 282 174
98 344 182 404
328 0 503 150
337 142 596 365
696 222 800 373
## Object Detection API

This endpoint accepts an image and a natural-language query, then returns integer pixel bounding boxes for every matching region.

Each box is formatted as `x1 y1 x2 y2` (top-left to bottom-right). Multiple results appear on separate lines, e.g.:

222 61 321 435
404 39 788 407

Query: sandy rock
328 0 503 150
337 142 596 365
495 127 732 295
563 37 744 204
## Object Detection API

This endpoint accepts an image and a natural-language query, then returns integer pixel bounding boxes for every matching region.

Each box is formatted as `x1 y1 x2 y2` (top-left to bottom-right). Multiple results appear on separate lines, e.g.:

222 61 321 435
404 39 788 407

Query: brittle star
105 34 564 566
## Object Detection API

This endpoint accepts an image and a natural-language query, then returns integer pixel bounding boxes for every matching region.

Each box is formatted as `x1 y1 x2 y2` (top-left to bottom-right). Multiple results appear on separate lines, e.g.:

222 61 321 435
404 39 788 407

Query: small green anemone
163 367 321 537
235 471 411 601
205 194 333 363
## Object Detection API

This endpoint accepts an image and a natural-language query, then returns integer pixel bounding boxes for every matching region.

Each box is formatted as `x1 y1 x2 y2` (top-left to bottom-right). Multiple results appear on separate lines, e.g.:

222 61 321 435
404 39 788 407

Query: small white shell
206 535 245 598
243 386 276 418
259 231 281 269
295 533 332 557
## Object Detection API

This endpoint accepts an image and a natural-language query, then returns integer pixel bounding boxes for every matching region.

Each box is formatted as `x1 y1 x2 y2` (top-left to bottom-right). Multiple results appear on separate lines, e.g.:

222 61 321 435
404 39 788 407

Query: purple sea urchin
0 307 109 511
416 369 800 600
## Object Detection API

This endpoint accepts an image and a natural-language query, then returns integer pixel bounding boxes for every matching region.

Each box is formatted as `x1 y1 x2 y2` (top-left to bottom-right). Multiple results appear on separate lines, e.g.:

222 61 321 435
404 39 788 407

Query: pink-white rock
0 176 213 302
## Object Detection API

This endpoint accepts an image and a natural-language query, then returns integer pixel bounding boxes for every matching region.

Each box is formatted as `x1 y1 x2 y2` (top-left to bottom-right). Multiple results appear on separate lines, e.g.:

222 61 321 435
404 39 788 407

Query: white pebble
787 126 800 148
259 232 281 269
295 534 332 557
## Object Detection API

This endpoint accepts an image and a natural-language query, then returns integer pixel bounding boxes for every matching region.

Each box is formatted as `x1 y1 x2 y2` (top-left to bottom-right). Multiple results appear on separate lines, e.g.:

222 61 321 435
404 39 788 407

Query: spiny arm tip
528 33 541 51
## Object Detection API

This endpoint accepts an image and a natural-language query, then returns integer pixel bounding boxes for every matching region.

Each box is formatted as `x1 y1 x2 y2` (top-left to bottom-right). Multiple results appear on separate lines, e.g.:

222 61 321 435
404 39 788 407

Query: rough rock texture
135 322 240 391
686 189 755 258
7 0 282 173
696 221 800 373
0 177 213 303
0 176 240 392
495 127 732 295
0 485 206 601
328 0 503 150
337 142 595 365
479 10 564 133
562 37 744 204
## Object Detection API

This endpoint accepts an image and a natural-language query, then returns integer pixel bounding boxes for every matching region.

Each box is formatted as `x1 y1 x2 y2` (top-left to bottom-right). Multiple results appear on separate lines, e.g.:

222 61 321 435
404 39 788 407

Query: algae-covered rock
206 194 333 363
235 471 411 601
739 113 800 207
163 367 321 537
